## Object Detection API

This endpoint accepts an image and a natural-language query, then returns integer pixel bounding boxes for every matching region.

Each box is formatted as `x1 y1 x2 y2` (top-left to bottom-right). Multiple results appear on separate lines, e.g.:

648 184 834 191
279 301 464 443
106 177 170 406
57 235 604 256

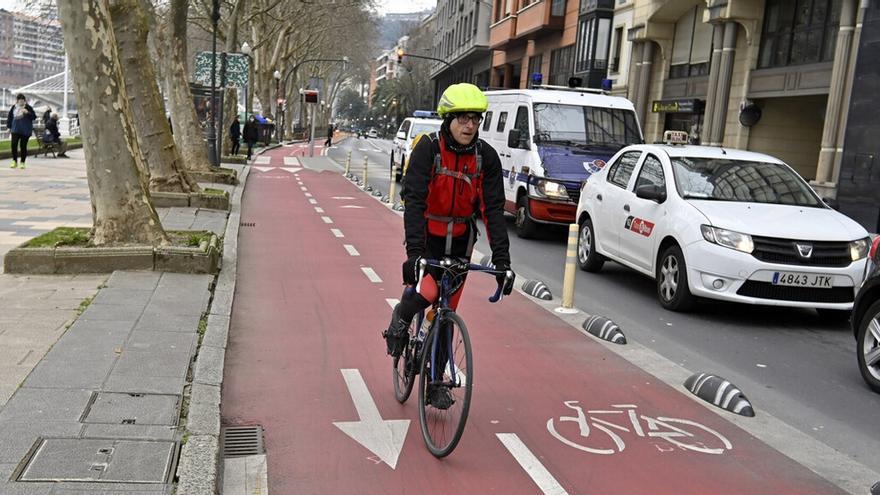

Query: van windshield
410 122 441 137
533 103 643 149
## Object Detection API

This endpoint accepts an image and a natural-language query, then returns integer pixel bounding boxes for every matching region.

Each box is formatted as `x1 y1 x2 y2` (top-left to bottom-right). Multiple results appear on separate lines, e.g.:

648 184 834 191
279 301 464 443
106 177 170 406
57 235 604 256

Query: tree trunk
166 0 214 173
221 86 238 156
56 0 167 246
110 0 199 193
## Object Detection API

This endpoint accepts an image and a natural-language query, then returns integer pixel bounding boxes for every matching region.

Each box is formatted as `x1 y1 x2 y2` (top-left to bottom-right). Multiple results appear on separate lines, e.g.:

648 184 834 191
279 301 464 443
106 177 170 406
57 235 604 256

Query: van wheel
577 218 604 272
515 195 537 239
656 244 696 312
856 300 880 393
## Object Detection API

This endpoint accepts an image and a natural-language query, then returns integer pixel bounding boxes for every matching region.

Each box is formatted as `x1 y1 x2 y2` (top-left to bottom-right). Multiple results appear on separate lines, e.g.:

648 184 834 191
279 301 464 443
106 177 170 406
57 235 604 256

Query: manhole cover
18 438 176 483
82 392 180 426
221 426 265 457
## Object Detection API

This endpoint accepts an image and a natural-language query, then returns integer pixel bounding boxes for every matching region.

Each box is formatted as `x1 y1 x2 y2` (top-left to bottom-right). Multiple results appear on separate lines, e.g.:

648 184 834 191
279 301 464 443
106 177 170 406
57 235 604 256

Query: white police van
391 111 443 182
481 86 643 238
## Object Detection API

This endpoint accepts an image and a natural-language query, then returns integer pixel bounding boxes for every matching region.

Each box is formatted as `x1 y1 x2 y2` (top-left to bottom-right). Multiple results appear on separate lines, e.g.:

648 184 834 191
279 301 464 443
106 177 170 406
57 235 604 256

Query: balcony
489 15 517 50
515 0 565 39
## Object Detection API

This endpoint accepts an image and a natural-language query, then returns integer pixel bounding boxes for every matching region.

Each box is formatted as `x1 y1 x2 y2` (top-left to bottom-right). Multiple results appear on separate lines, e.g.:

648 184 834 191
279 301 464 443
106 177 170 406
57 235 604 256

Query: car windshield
410 122 440 137
533 103 643 149
671 157 822 207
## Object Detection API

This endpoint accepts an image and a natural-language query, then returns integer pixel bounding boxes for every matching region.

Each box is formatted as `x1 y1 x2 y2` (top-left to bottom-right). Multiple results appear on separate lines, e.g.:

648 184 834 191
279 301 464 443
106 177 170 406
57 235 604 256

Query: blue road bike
392 257 511 457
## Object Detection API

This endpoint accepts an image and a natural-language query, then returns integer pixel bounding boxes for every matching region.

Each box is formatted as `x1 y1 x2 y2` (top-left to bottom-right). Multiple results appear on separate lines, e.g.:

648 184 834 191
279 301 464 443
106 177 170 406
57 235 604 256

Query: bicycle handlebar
418 258 512 303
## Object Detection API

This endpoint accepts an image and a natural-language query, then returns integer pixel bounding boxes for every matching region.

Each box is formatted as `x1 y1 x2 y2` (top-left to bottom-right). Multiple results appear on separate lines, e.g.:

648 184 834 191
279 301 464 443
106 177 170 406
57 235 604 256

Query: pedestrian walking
230 116 242 156
243 115 259 161
324 123 334 147
6 93 36 169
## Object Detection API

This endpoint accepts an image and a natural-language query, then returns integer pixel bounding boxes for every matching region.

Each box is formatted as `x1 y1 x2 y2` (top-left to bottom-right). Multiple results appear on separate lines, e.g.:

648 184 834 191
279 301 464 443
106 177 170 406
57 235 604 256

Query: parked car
574 132 872 314
367 128 378 139
482 86 644 239
391 111 442 182
853 235 880 393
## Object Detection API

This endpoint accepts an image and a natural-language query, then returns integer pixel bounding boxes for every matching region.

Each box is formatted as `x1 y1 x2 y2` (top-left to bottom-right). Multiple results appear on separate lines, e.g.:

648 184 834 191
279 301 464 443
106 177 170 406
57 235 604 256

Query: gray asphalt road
327 136 880 473
328 136 401 204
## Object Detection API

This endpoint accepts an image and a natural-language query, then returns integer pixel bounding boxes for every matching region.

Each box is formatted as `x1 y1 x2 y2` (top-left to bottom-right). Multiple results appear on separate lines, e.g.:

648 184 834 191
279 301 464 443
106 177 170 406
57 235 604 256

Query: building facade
430 0 493 101
0 9 64 82
617 0 864 204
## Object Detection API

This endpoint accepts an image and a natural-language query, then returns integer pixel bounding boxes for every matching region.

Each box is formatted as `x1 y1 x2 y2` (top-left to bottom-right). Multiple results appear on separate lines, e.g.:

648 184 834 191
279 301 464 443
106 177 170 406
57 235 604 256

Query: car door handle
596 194 602 201
623 204 630 212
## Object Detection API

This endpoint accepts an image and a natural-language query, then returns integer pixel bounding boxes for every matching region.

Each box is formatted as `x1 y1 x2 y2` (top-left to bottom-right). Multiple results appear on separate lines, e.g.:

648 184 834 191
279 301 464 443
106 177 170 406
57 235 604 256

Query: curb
175 147 254 494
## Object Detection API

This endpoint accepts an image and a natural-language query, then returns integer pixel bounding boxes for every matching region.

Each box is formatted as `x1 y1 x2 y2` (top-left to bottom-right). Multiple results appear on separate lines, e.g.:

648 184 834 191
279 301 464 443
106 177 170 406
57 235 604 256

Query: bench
34 133 67 158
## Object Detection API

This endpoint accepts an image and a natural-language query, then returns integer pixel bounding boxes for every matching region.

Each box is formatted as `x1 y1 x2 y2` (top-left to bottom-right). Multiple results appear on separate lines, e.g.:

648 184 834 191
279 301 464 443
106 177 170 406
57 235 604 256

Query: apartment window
551 0 567 16
669 5 712 79
575 16 611 73
758 0 842 68
609 26 624 72
549 45 575 85
521 0 537 9
528 54 543 81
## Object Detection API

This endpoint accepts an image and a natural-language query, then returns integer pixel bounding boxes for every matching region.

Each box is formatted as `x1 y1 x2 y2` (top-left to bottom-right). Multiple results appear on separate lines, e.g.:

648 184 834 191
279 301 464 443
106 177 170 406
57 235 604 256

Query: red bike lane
221 146 846 494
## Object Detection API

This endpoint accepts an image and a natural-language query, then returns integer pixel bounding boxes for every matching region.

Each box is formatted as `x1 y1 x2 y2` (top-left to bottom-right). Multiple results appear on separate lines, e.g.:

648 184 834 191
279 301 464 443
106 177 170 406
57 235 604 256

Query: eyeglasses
455 113 483 125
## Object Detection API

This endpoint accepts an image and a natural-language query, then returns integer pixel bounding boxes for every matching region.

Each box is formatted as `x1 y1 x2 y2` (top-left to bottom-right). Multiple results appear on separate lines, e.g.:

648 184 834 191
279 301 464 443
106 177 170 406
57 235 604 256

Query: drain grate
220 426 265 458
240 222 256 227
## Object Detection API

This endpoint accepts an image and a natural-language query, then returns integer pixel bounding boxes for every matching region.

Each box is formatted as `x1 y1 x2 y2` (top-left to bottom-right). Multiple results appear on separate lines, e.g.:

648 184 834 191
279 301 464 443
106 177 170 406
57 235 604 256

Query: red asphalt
221 144 845 494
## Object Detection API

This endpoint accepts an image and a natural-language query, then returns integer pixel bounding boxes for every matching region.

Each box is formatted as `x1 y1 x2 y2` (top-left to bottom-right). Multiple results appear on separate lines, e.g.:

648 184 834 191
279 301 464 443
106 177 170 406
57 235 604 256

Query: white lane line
315 207 325 213
331 229 344 238
308 199 318 204
254 156 271 164
321 216 333 224
496 433 569 495
343 244 360 256
385 298 399 309
305 193 313 198
361 267 382 283
300 186 308 191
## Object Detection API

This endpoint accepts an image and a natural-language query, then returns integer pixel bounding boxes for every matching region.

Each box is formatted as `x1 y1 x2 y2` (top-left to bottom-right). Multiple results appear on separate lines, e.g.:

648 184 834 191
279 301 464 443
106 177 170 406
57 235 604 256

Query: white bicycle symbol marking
547 401 733 455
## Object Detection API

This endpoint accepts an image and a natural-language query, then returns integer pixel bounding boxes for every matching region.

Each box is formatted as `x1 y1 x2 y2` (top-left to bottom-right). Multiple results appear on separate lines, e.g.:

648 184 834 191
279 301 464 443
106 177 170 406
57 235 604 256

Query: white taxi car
575 133 871 315
391 111 442 182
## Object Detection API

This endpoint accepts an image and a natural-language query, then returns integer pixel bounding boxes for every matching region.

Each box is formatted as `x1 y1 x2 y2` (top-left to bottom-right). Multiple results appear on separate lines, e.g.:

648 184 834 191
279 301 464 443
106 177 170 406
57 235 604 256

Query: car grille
737 281 854 303
751 236 852 268
562 181 581 205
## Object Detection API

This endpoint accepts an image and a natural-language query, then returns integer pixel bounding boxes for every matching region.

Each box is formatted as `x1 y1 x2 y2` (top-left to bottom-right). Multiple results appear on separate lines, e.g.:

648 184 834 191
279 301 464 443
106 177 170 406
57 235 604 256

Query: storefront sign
652 99 702 114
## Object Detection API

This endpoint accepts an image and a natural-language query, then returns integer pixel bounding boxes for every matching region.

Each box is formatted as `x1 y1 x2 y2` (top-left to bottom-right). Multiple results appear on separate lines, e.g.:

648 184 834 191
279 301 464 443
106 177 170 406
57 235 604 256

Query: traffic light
303 89 319 103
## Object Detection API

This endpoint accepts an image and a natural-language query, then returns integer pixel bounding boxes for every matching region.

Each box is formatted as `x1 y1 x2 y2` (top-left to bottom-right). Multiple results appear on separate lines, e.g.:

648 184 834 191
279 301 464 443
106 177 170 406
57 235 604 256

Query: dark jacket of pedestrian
7 100 36 137
45 115 60 142
230 119 241 140
43 108 52 124
243 118 259 144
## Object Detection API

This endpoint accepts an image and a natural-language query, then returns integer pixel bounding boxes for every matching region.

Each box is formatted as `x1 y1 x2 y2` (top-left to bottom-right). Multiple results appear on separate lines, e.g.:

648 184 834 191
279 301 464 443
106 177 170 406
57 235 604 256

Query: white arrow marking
252 166 275 172
278 167 301 174
340 205 365 209
333 369 409 469
497 433 569 495
332 196 356 200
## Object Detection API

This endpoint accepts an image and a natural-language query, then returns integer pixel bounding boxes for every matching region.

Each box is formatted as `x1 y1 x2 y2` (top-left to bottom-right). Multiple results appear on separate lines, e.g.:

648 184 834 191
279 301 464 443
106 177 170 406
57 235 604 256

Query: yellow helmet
437 83 488 117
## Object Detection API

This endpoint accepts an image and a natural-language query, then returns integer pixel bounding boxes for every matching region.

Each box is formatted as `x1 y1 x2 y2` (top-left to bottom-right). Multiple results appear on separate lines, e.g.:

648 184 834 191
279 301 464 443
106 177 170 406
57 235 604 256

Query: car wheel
656 244 696 312
816 308 851 323
577 217 604 272
515 195 538 239
856 299 880 393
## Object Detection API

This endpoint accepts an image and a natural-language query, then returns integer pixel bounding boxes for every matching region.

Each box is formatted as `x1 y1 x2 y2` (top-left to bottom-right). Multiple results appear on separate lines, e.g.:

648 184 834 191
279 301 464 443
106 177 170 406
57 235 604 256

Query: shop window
549 45 575 86
758 0 842 68
669 5 712 79
528 54 543 82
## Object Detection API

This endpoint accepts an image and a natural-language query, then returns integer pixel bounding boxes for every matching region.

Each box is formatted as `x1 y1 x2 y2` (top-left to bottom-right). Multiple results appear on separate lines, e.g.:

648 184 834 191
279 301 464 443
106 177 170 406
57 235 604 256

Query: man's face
449 112 482 145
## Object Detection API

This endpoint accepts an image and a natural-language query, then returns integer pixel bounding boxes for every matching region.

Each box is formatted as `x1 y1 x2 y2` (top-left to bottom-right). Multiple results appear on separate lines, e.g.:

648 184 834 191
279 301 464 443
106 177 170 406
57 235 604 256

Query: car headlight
700 225 754 254
534 180 569 200
849 237 870 261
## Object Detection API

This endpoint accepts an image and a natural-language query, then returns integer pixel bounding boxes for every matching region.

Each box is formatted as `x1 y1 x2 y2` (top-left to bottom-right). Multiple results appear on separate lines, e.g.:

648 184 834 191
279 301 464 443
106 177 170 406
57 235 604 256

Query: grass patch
23 227 91 248
201 187 227 197
0 136 82 153
75 295 93 316
168 230 213 248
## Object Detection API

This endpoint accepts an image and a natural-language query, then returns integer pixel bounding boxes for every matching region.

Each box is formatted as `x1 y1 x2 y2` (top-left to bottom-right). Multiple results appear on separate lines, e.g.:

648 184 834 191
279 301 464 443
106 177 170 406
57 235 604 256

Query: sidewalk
0 149 247 494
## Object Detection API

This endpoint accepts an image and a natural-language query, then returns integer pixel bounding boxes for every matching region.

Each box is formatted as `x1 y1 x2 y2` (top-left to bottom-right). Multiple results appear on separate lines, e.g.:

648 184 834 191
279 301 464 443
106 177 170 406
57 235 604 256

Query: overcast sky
0 0 438 14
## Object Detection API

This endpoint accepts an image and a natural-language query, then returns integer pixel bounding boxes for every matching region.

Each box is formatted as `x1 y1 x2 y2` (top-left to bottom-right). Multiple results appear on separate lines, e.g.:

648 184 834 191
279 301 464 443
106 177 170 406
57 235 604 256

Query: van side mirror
396 131 406 140
636 184 666 203
508 129 529 149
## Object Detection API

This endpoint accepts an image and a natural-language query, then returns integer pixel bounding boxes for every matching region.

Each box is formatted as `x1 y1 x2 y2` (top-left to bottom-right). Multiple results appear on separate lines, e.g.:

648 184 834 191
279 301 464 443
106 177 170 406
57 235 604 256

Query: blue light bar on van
413 110 439 118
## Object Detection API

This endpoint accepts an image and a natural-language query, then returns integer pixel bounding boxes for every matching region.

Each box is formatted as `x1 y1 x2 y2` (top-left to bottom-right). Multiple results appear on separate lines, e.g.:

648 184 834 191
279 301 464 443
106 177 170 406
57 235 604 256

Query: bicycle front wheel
393 315 420 403
417 311 473 457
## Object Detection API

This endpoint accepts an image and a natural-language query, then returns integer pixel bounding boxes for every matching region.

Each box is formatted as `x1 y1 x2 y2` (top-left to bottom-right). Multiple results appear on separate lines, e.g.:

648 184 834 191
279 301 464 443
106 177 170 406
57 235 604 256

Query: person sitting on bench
43 113 68 157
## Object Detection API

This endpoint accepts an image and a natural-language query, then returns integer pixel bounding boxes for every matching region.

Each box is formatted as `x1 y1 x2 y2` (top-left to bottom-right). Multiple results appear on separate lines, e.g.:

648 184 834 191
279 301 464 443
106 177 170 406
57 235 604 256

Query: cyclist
383 83 515 409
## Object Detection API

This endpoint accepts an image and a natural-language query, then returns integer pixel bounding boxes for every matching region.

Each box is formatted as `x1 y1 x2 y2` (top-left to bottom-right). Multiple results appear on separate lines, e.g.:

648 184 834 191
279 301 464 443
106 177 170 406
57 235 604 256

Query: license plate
772 272 833 288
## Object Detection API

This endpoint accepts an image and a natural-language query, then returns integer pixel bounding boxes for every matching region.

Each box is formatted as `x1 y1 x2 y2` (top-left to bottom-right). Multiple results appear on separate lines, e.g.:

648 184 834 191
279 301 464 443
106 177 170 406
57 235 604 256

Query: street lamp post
241 42 252 122
273 70 282 143
207 0 220 167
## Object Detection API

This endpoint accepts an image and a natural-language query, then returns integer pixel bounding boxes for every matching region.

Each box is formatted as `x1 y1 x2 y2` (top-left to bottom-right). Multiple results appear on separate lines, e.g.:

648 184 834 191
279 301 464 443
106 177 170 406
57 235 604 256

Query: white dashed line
300 186 308 191
309 199 318 204
343 244 359 256
361 267 382 283
305 193 313 198
331 229 344 238
385 298 399 309
321 216 333 224
315 207 324 213
496 434 568 495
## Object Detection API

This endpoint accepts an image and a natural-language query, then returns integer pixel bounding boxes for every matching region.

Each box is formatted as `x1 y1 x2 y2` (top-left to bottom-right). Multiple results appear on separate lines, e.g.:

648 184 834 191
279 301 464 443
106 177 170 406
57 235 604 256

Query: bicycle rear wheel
417 311 473 457
392 314 420 403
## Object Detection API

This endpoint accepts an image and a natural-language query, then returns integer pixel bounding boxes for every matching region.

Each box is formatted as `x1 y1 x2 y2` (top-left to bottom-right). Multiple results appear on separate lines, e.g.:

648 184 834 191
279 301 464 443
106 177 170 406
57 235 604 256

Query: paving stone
63 319 135 339
23 357 115 390
131 313 201 334
0 388 92 424
81 424 178 441
103 375 185 396
0 421 83 463
124 332 197 355
18 438 175 483
78 304 144 322
111 350 191 379
142 298 205 317
92 288 154 307
148 289 211 313
83 392 179 426
0 481 55 494
156 273 212 291
105 271 161 290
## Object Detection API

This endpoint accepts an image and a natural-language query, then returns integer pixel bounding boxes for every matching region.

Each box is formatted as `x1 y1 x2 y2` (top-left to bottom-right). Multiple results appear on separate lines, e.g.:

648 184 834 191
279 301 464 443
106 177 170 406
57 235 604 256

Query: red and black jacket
402 131 510 268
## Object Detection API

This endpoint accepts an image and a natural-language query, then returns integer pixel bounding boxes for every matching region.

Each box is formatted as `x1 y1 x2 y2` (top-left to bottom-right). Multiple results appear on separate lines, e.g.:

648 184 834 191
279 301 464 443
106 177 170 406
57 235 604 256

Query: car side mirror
507 128 530 149
396 131 406 140
636 184 666 203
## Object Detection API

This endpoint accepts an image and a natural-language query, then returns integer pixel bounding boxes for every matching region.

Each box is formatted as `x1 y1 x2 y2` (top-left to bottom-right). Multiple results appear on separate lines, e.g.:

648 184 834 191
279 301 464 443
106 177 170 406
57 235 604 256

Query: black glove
495 263 515 296
402 256 423 285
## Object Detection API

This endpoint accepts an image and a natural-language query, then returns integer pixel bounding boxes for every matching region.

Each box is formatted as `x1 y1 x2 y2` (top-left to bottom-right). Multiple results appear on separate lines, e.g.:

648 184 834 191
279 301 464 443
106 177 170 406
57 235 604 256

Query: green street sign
194 52 249 88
